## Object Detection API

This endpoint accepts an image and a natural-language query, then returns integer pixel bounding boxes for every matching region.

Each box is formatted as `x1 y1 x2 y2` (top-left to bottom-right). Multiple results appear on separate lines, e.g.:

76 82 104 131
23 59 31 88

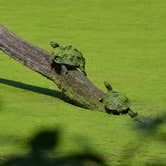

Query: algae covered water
0 0 166 165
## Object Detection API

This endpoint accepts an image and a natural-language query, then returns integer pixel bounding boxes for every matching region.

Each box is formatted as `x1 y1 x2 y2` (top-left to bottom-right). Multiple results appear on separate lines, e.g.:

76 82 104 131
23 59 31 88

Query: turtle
100 81 138 118
50 41 87 76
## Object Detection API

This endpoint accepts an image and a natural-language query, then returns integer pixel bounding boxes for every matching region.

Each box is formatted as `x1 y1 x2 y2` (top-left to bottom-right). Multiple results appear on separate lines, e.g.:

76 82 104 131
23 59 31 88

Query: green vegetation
0 0 166 165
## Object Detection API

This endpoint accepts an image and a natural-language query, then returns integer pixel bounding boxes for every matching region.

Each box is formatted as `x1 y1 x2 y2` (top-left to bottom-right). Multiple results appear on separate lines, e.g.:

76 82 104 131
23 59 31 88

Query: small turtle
100 81 137 118
50 41 87 76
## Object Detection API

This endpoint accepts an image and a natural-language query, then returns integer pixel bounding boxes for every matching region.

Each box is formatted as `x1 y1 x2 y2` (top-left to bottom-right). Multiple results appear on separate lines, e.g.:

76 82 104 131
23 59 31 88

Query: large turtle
50 41 87 76
100 81 138 118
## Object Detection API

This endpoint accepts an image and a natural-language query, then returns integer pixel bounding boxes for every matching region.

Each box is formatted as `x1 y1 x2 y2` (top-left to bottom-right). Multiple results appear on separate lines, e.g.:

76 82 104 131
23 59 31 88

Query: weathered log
0 25 105 112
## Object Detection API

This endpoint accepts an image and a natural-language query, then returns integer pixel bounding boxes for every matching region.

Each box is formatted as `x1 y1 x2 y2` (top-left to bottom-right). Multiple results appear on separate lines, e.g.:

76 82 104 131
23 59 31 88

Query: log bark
0 25 105 112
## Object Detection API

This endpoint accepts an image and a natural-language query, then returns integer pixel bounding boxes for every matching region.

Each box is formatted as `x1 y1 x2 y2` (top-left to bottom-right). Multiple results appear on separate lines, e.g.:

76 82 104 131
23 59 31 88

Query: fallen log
0 25 105 112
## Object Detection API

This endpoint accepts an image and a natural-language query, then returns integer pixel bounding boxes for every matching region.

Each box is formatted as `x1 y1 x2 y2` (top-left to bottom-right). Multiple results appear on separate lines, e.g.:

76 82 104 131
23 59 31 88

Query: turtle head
127 108 138 118
104 81 112 91
50 41 60 48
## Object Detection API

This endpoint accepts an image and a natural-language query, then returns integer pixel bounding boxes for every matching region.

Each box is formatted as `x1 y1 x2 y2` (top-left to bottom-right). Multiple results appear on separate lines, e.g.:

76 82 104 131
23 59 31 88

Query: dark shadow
0 128 108 166
0 78 64 99
0 78 71 104
120 112 166 166
134 113 166 135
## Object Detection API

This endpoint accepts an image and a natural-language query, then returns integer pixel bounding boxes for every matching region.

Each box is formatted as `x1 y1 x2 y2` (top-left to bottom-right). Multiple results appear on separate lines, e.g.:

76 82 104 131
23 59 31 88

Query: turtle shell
52 45 85 67
102 91 129 113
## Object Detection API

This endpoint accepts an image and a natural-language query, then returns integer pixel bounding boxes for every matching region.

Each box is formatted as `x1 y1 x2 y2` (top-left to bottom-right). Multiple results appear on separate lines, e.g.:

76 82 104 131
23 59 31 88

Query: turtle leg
61 65 68 76
105 107 120 115
111 110 120 115
79 66 87 76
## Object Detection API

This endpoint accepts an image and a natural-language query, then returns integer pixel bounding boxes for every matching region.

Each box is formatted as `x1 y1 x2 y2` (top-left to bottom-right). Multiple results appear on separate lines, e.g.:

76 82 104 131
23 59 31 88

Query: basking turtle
100 81 137 118
50 41 87 76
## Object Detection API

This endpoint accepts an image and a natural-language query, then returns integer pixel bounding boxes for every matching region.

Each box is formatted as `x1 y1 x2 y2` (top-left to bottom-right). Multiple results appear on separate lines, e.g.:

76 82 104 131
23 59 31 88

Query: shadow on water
0 78 65 99
120 112 166 166
0 78 83 108
0 128 108 166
